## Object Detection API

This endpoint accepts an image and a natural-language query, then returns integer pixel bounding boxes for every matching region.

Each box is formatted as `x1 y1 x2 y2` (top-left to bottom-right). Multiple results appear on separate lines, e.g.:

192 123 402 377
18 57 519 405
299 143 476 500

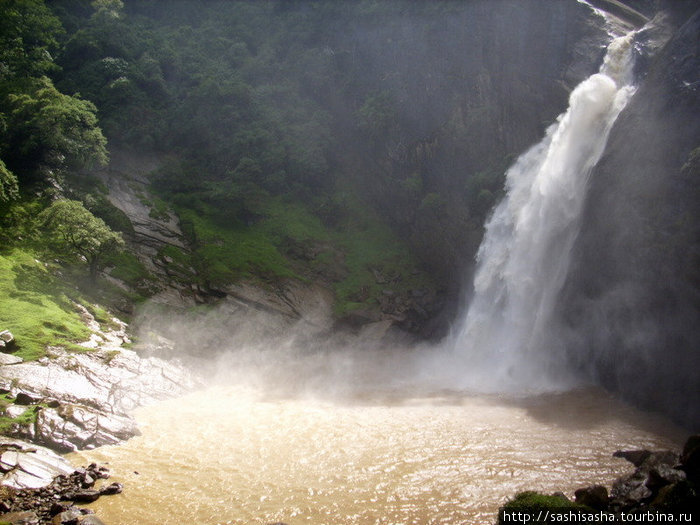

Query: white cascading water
447 30 638 392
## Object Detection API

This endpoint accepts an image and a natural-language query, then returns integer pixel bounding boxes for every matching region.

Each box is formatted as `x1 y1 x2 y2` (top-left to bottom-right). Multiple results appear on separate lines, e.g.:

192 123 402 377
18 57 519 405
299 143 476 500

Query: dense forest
0 0 604 355
1 0 697 387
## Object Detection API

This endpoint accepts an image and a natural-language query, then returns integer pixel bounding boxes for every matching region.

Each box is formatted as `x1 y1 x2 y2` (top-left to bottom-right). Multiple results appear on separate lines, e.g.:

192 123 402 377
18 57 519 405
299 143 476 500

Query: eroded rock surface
0 439 74 490
0 344 199 452
0 309 200 453
1 453 118 523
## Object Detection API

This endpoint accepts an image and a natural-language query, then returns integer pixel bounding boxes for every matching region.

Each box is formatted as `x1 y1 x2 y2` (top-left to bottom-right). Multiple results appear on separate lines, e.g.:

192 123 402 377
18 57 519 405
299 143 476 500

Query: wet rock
98 482 122 496
613 449 651 467
78 517 107 525
49 502 72 516
679 435 700 482
651 481 700 512
0 511 40 524
64 489 101 503
0 439 75 490
31 405 140 453
52 508 82 524
574 484 608 510
611 471 653 510
0 345 197 452
609 447 690 511
1 452 113 524
646 462 686 490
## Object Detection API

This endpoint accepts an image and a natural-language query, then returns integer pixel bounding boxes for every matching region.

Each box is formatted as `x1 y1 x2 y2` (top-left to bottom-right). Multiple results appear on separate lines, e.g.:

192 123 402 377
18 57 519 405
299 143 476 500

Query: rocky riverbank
498 435 700 523
0 309 201 524
1 439 120 524
0 312 200 453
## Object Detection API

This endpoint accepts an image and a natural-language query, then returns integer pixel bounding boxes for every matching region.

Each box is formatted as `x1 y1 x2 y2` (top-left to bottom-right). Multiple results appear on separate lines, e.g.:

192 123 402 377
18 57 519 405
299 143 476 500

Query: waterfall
447 30 639 392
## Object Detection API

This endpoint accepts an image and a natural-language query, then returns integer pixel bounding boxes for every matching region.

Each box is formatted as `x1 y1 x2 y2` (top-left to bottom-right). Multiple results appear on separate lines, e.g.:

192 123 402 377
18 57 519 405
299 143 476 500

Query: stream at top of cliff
70 385 684 525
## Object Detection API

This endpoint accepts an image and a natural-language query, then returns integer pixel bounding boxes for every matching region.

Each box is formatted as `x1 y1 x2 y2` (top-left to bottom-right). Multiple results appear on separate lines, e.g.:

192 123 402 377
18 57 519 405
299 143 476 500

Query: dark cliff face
559 10 700 428
330 0 609 295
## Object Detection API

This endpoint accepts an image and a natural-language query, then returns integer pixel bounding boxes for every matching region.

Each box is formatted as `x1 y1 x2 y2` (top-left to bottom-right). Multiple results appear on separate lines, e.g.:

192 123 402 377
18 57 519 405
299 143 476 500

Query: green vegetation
39 199 125 280
498 492 586 524
1 0 534 341
0 393 43 434
0 248 91 360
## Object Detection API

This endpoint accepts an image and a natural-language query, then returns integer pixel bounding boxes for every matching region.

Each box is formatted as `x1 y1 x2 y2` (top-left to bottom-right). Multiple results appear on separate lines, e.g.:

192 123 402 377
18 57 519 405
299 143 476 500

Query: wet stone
99 482 123 496
0 510 40 524
574 484 609 510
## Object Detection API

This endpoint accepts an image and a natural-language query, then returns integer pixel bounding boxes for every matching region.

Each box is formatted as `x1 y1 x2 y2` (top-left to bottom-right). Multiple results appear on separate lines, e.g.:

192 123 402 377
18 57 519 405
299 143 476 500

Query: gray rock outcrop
0 308 200 453
0 439 75 490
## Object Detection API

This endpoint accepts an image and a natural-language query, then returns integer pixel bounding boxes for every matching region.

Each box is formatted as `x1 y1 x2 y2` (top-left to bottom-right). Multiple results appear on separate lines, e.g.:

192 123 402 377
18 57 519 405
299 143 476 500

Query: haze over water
73 386 683 525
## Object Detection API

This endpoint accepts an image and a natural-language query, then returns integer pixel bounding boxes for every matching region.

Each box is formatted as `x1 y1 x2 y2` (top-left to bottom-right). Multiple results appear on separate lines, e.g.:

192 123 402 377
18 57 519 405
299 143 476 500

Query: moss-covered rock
498 491 589 524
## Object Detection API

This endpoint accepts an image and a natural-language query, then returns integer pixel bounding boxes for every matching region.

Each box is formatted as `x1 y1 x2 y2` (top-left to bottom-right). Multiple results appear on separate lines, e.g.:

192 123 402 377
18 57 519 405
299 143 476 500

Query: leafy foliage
3 77 107 179
0 159 19 204
0 0 64 79
39 199 124 279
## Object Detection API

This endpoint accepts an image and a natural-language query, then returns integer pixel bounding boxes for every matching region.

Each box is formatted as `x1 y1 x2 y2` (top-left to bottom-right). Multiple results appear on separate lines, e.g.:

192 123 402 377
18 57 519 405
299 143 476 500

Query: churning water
72 387 682 525
446 33 637 392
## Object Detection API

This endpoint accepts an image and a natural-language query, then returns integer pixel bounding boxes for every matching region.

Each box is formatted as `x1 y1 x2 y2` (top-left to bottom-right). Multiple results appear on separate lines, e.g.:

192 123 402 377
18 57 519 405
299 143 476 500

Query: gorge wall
558 9 700 427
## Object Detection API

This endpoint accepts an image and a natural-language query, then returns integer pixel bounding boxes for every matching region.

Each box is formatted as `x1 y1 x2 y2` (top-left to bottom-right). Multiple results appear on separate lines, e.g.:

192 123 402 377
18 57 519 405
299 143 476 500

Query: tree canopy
39 199 124 279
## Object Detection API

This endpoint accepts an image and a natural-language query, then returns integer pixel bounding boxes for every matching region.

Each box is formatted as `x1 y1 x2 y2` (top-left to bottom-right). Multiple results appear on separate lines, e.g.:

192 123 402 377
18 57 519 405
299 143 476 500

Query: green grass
328 191 434 315
176 196 328 286
105 250 156 291
0 249 92 360
156 179 435 316
0 393 43 434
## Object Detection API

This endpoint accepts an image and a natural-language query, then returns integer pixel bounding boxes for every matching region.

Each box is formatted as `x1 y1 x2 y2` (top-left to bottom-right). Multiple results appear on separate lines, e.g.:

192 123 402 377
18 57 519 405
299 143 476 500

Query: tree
0 159 19 204
39 199 124 280
0 0 64 80
3 76 108 179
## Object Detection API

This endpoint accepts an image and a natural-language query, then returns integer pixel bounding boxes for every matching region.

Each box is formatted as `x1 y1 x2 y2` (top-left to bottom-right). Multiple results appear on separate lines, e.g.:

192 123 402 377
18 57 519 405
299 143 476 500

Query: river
71 385 683 525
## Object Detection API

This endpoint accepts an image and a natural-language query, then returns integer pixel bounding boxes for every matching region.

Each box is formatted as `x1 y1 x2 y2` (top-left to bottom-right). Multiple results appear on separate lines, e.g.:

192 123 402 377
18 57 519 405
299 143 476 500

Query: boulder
0 439 75 490
13 393 40 406
52 508 82 525
0 511 40 524
0 345 197 452
574 484 609 510
611 471 653 509
679 435 700 482
4 405 29 418
64 489 100 503
0 353 22 365
78 517 107 525
0 330 15 348
613 449 651 467
646 463 686 490
99 482 123 496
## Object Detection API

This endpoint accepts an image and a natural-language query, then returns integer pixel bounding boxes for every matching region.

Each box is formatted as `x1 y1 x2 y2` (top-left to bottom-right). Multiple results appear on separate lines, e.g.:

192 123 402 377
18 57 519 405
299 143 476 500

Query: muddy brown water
70 386 684 525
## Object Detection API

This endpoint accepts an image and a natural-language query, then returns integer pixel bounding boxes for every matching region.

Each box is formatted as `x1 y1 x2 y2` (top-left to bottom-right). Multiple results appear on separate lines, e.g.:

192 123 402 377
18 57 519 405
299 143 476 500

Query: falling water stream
69 24 686 525
447 31 638 392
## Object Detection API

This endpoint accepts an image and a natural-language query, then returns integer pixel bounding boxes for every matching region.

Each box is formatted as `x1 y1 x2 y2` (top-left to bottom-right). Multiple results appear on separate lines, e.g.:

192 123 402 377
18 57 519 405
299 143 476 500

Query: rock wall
558 9 700 428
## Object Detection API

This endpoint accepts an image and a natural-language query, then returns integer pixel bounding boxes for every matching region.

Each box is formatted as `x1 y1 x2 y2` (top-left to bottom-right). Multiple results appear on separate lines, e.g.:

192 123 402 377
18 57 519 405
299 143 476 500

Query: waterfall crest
447 31 638 393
